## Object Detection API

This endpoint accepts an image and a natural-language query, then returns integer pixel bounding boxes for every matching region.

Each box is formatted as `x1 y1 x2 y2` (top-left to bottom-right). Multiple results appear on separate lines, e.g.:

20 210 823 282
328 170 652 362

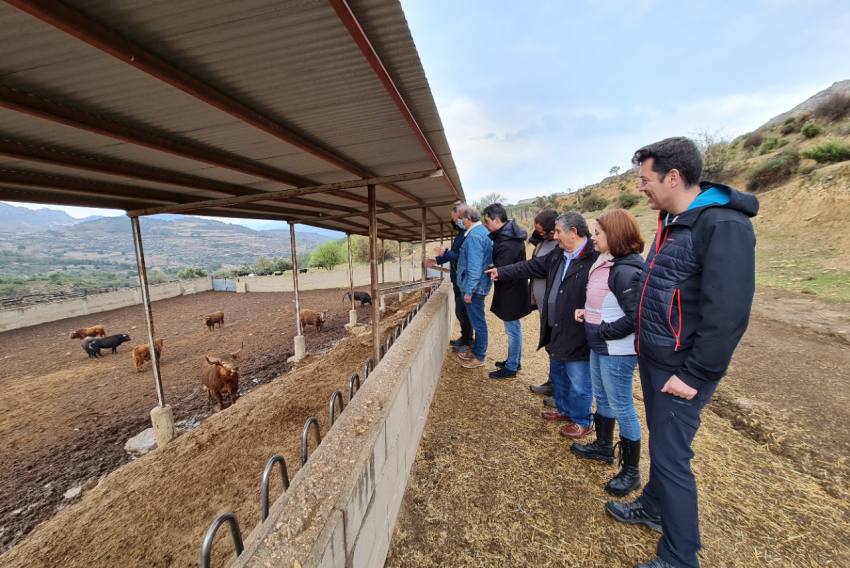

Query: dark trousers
637 357 718 568
452 283 474 345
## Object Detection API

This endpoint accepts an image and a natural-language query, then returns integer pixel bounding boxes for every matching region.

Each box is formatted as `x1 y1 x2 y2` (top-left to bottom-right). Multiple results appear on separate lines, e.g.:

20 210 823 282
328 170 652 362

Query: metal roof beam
329 0 461 202
319 199 459 222
125 168 442 217
4 0 428 206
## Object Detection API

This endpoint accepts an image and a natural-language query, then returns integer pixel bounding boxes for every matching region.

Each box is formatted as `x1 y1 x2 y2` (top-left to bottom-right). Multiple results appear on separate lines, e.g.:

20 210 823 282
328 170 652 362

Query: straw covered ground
387 294 850 567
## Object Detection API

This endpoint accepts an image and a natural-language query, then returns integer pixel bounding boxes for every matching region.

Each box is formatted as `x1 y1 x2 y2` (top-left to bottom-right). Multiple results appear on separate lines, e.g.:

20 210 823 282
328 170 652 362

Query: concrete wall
0 277 213 332
230 279 453 568
237 262 423 293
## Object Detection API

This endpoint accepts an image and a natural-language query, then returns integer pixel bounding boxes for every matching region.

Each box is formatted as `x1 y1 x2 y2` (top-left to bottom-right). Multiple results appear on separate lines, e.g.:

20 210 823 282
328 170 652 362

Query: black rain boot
605 437 642 496
570 413 615 463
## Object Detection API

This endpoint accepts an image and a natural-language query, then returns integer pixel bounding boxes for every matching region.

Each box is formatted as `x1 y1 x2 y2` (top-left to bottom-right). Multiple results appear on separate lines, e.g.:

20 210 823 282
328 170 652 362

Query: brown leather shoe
560 423 592 439
541 411 572 422
460 357 485 369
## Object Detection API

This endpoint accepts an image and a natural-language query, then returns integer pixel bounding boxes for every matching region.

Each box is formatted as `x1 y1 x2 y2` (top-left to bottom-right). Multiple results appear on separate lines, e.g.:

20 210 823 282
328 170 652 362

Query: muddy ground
388 287 850 567
0 284 397 551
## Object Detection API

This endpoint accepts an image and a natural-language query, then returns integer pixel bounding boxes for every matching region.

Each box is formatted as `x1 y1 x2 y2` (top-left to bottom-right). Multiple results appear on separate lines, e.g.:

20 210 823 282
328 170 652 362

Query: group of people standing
427 137 759 568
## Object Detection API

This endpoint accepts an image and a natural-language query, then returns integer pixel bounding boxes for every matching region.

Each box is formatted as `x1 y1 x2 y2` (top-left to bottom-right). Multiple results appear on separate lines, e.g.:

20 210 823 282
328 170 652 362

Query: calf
299 309 327 334
299 268 308 274
342 291 372 307
82 337 100 358
69 325 106 340
88 334 131 357
201 311 225 331
201 346 242 411
132 338 164 372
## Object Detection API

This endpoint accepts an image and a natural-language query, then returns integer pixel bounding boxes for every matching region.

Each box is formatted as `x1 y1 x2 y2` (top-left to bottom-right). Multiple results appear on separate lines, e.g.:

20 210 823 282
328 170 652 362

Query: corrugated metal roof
0 0 463 240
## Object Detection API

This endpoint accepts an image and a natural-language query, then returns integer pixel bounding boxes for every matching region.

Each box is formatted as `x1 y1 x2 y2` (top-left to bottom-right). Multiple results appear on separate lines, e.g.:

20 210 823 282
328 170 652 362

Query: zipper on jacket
636 214 672 355
667 288 682 350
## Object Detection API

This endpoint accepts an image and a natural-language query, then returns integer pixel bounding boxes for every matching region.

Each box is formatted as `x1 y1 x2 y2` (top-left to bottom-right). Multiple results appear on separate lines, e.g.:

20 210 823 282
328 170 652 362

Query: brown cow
299 309 327 334
201 344 243 411
132 338 164 372
69 325 106 340
201 311 225 331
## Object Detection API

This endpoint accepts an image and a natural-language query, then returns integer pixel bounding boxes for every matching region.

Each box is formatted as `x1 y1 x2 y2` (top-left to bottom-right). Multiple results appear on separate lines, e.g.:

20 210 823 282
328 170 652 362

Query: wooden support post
398 240 404 303
380 239 386 312
439 223 444 280
368 185 380 363
420 208 427 301
347 234 357 328
290 224 306 361
130 216 174 448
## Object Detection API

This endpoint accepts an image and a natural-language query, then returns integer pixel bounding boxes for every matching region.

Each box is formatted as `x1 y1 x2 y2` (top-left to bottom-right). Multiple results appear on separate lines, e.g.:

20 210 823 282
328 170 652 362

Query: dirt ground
0 283 400 552
387 287 850 567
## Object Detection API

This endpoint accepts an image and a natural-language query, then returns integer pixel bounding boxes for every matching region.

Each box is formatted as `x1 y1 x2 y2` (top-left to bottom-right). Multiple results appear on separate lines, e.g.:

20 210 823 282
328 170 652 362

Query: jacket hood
613 252 645 269
489 219 528 242
692 182 759 217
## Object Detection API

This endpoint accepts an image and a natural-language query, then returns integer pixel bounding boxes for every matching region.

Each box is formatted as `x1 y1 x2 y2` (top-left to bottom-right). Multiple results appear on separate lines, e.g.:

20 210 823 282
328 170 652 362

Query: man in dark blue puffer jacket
605 137 758 568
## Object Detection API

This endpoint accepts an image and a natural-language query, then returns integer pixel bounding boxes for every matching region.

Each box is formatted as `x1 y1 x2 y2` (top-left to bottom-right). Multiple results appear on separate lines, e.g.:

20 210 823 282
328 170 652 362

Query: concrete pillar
150 404 175 448
349 309 358 327
380 295 386 313
290 335 307 362
398 292 404 303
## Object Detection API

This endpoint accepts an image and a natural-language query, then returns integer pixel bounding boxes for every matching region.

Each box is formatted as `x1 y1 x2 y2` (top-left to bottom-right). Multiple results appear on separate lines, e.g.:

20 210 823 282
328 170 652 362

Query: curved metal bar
348 372 360 403
329 390 344 428
394 325 401 341
386 334 393 353
400 319 406 331
379 344 385 358
200 512 244 568
364 357 373 380
260 455 290 523
301 417 322 466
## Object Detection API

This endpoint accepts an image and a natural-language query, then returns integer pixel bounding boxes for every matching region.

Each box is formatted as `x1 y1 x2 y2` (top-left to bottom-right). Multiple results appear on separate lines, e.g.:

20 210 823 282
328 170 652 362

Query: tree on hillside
253 255 273 275
311 241 344 270
236 261 252 276
692 129 734 179
474 192 509 209
271 256 292 272
609 166 620 176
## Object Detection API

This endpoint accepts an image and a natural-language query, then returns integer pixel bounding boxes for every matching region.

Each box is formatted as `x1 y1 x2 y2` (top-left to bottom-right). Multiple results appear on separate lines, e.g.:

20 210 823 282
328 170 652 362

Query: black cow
82 336 100 359
299 268 308 274
88 334 131 357
342 291 372 307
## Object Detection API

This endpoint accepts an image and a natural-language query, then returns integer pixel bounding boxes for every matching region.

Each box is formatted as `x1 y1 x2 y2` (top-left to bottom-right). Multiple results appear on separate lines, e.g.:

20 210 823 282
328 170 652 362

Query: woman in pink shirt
574 209 645 496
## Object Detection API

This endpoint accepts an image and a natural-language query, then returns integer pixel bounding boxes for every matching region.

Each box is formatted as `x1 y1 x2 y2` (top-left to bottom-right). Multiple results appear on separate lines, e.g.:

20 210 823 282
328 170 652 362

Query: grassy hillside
550 99 850 302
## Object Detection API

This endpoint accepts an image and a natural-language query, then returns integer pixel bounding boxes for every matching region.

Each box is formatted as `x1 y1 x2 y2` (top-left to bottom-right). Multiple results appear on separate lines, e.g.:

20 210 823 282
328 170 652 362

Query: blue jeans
590 351 641 440
502 319 522 371
465 294 488 361
638 357 718 568
549 358 593 427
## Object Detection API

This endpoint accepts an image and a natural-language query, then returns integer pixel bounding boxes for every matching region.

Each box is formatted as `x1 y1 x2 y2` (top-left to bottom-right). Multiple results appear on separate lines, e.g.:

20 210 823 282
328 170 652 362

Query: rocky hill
0 202 103 232
762 80 850 129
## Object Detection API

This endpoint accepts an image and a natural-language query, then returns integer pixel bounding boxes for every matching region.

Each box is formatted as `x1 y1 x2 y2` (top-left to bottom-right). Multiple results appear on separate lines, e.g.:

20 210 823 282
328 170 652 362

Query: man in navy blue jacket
606 137 758 568
426 204 473 347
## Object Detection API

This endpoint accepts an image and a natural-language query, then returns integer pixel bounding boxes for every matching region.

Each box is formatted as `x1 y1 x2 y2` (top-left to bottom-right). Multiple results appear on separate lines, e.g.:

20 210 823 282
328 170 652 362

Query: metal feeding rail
198 284 438 566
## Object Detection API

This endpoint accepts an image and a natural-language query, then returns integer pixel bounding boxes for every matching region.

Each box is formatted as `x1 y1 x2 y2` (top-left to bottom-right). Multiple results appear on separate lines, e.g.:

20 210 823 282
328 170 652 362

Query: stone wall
237 262 422 293
0 277 213 333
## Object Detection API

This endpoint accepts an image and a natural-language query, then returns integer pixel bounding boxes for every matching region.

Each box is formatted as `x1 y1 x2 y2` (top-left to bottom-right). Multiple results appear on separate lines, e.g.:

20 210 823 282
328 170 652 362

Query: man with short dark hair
481 203 532 378
606 137 758 568
455 206 493 369
485 211 598 439
427 204 473 349
527 208 560 397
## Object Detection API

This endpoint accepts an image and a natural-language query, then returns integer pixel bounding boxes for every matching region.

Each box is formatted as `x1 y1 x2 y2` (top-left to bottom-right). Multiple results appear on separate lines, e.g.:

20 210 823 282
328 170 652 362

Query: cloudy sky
5 0 849 222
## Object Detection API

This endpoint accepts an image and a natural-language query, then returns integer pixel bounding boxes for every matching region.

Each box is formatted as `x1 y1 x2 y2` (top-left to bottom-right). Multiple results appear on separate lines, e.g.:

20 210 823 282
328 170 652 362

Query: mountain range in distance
0 203 336 269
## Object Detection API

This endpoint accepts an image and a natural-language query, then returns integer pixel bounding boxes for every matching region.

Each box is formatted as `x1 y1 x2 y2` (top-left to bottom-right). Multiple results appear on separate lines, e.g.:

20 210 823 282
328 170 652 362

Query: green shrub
746 151 800 192
800 123 821 139
759 137 780 154
777 139 789 148
580 195 608 213
800 140 850 163
617 193 640 209
783 117 796 125
743 131 764 148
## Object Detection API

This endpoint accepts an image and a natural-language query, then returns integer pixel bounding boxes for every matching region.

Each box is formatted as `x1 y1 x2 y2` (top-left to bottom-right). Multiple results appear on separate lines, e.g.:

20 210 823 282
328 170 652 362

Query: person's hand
575 309 585 322
434 245 447 256
424 258 437 268
464 294 472 304
661 375 698 400
484 267 499 281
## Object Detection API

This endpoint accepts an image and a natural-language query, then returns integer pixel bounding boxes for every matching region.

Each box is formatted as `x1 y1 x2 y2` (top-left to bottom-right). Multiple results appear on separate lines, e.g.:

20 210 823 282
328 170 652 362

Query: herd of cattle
66 295 374 411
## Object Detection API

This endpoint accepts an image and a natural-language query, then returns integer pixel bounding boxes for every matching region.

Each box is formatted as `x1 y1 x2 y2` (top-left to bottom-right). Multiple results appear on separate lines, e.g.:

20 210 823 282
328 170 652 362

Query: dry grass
387 296 850 567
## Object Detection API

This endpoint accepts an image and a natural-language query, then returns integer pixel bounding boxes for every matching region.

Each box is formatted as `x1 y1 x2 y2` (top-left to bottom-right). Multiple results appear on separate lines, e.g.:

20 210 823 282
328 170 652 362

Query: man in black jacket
485 211 599 439
606 137 758 568
482 203 532 378
426 205 473 348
